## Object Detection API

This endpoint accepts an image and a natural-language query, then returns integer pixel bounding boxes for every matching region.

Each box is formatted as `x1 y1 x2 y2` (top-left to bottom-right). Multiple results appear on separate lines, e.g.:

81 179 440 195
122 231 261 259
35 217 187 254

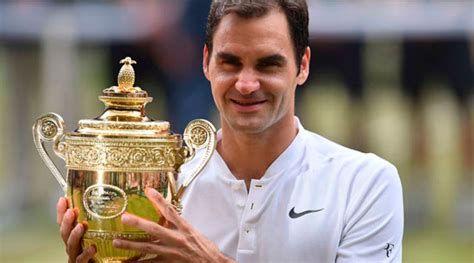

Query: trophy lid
75 57 171 137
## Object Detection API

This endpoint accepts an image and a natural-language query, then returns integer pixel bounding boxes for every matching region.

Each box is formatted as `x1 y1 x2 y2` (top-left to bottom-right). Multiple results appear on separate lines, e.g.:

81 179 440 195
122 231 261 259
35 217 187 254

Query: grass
1 222 472 262
403 225 473 263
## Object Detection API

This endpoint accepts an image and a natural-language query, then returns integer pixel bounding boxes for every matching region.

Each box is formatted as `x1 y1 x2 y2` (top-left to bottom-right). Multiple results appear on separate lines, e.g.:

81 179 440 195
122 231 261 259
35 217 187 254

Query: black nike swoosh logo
289 207 324 219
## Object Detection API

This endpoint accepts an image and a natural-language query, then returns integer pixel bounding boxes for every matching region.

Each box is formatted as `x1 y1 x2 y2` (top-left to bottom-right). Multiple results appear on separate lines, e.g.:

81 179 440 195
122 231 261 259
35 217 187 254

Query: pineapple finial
118 57 137 92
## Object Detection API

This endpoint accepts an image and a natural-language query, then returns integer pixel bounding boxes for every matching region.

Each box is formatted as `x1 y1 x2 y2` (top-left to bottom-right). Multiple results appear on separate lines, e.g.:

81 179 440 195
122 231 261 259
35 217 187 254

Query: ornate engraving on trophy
40 120 58 139
190 127 207 145
83 184 128 220
64 140 188 171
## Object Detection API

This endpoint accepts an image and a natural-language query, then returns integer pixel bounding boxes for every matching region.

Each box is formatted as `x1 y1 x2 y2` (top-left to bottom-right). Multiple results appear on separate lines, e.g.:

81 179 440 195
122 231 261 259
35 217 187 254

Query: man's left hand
112 188 233 262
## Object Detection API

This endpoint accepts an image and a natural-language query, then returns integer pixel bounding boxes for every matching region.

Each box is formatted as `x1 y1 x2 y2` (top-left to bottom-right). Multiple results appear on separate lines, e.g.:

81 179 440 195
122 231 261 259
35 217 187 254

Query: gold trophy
33 57 216 262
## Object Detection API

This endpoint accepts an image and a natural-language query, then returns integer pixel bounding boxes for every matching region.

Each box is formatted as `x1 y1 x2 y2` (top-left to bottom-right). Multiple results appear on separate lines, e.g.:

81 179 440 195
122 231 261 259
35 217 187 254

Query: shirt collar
213 116 307 183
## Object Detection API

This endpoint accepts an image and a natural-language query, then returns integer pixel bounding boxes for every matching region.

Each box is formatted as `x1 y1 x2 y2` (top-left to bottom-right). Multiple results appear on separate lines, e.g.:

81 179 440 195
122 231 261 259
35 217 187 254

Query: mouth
230 99 267 112
230 99 267 106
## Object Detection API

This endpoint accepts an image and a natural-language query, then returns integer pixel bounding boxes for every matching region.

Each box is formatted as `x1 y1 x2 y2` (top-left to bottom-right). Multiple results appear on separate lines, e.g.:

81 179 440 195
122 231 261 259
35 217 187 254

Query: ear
297 47 311 85
203 44 210 81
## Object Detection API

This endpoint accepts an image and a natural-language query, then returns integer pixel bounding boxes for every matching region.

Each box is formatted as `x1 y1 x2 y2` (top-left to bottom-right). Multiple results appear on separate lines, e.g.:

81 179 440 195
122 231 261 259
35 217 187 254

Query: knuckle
165 205 175 216
175 235 186 245
60 230 69 244
62 210 72 224
67 226 82 249
71 224 82 235
67 238 74 250
76 249 91 263
144 243 155 253
150 223 162 234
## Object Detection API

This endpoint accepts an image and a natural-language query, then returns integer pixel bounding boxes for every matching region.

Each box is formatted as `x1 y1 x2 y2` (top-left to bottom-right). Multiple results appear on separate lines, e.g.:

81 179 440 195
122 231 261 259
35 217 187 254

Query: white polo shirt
179 118 403 263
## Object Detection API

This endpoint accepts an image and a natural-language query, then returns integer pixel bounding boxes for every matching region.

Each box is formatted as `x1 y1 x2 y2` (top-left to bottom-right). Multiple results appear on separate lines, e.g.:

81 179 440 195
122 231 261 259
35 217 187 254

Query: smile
231 99 267 106
230 99 267 112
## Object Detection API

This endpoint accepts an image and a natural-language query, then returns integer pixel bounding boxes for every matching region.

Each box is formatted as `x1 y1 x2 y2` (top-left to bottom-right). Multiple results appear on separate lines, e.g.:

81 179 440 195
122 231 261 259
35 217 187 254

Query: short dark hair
205 0 309 69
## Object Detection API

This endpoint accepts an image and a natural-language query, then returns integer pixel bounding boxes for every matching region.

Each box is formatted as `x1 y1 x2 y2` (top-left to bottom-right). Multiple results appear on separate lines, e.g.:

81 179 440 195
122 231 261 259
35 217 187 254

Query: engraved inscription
83 184 128 219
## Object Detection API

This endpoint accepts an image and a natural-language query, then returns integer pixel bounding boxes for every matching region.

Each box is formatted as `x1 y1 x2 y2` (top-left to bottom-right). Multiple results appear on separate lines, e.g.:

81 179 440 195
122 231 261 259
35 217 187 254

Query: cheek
261 74 294 100
210 73 235 105
212 71 236 92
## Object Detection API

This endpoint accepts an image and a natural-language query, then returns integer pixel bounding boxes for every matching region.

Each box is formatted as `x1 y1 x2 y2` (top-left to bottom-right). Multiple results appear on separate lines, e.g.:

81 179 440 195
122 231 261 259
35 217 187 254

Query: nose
235 68 260 95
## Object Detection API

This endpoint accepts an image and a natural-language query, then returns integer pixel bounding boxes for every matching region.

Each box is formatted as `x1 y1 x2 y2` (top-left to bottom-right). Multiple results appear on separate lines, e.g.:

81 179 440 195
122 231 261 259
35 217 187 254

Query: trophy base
83 231 152 263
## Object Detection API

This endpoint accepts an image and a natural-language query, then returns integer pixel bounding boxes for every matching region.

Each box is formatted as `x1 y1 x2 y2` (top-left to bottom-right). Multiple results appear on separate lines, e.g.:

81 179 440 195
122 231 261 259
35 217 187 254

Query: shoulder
301 128 401 191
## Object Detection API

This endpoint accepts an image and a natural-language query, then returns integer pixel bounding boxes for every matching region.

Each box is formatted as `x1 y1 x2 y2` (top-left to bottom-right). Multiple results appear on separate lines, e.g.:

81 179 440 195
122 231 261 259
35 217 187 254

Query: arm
113 188 234 263
336 163 404 262
56 197 96 263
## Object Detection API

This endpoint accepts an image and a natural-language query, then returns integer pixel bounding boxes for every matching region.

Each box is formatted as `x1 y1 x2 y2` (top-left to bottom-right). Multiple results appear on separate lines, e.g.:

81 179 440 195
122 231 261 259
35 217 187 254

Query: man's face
203 9 310 134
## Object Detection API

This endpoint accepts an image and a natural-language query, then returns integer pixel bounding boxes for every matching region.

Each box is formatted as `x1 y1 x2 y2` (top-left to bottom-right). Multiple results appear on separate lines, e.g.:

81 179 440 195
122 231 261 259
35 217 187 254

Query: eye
259 61 280 68
219 59 242 71
223 60 241 66
257 61 282 71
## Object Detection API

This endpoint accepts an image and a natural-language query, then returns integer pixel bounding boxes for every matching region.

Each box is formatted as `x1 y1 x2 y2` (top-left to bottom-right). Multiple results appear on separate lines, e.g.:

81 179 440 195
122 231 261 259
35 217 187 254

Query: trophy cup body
33 58 216 262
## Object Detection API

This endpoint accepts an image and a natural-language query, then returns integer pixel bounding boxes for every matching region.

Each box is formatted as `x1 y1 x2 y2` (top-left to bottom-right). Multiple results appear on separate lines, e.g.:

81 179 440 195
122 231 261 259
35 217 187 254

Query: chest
181 170 346 262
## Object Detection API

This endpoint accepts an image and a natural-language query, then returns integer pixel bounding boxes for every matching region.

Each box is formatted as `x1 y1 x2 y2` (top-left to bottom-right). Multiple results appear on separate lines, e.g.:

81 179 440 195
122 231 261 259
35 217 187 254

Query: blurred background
0 0 472 262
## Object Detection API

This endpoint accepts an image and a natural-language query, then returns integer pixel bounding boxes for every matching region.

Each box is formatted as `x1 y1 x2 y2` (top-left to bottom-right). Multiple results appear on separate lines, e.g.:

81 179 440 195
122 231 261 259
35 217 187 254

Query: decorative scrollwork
40 120 58 139
84 231 151 241
129 148 149 166
107 148 128 166
176 119 217 200
79 120 169 132
65 142 188 171
183 119 215 150
33 112 67 192
190 127 207 146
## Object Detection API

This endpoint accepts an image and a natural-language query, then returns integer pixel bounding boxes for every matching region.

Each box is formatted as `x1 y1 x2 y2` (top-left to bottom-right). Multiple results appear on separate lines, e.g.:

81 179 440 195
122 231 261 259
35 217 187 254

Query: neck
217 115 297 187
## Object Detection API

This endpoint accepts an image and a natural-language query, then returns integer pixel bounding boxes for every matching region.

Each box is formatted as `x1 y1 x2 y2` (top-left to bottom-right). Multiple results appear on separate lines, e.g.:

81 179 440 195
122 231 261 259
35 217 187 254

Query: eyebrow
216 52 241 64
216 52 287 65
257 54 287 66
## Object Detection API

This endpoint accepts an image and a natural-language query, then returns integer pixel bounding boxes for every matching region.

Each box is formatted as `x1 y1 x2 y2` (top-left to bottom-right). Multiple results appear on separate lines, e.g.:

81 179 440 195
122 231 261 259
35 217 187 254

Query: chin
227 117 270 134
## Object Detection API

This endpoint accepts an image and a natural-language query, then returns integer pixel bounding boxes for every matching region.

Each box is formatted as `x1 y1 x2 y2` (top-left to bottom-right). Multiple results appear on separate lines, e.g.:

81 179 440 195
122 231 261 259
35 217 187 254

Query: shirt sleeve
336 159 404 263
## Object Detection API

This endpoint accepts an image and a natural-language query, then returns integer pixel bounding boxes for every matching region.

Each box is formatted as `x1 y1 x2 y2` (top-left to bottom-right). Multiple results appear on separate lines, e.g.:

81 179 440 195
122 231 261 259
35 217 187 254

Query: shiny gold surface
69 170 167 262
78 119 170 134
117 57 137 92
33 57 217 262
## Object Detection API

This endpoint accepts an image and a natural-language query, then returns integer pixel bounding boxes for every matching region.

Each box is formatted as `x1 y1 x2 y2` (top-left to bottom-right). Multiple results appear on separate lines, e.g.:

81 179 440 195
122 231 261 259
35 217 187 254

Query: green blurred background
0 1 472 262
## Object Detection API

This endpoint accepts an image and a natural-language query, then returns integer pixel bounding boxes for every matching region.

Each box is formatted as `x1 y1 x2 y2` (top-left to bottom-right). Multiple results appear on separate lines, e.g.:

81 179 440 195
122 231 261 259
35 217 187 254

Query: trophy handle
174 119 217 202
33 112 68 193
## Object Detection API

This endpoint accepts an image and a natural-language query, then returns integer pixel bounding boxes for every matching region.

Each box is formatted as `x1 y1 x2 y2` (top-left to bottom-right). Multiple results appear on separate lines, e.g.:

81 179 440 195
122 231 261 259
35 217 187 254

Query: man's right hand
57 197 96 263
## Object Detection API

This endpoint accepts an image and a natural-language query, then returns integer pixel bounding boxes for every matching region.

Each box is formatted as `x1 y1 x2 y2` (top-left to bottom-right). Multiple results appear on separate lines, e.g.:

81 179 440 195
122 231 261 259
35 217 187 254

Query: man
57 1 404 262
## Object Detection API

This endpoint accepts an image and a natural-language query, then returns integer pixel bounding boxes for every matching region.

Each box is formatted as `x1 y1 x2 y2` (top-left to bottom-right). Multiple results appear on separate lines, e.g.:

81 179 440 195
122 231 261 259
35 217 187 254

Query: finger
113 239 180 258
75 245 96 263
67 223 85 259
60 209 77 245
56 197 69 225
121 213 179 245
145 188 183 228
